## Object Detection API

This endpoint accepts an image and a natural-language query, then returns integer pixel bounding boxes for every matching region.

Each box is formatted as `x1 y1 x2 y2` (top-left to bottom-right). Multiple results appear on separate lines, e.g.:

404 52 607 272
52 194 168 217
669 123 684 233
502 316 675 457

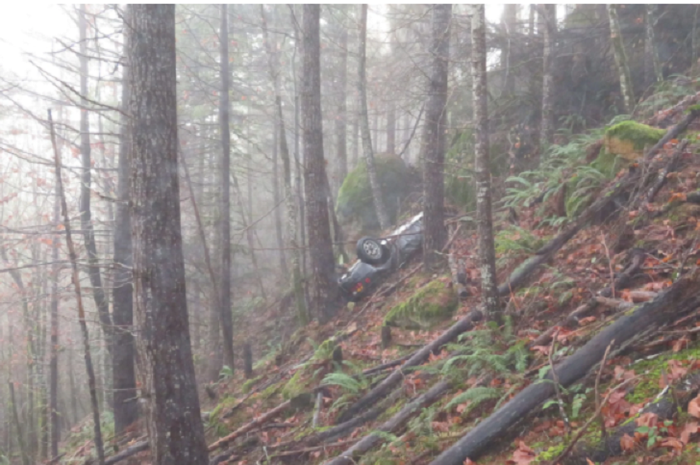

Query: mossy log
429 270 700 465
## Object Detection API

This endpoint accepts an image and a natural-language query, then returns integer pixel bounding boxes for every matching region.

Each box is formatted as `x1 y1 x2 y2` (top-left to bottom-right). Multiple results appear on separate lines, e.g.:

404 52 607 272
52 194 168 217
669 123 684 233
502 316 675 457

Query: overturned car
337 212 423 302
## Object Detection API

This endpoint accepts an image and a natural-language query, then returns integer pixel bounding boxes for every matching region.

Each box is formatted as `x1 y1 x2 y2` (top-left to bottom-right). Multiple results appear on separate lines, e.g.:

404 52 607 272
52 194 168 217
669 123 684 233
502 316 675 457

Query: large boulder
336 153 417 234
384 278 458 330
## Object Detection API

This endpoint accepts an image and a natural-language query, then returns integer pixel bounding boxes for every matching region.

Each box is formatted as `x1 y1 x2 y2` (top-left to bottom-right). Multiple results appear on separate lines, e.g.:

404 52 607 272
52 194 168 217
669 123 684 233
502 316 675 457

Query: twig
601 233 615 298
548 331 571 435
595 340 614 446
272 439 356 458
548 376 639 465
594 296 634 310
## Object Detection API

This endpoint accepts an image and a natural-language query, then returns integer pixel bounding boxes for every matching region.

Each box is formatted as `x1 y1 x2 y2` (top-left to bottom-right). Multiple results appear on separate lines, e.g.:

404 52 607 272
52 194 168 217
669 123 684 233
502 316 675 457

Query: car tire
356 237 389 265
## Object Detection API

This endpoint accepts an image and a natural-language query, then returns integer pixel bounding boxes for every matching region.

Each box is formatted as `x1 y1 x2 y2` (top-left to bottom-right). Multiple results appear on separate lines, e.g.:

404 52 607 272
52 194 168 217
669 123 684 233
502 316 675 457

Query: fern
446 386 502 410
321 372 368 394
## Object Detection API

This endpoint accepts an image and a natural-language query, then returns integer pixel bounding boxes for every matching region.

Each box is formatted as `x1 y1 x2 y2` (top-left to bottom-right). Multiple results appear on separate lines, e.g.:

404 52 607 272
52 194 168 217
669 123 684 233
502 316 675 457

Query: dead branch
325 380 450 465
208 400 291 452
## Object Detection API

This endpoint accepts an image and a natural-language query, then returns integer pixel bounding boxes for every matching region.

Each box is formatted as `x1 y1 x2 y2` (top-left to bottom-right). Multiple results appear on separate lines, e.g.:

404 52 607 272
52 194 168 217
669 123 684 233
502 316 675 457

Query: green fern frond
321 372 367 394
446 386 502 410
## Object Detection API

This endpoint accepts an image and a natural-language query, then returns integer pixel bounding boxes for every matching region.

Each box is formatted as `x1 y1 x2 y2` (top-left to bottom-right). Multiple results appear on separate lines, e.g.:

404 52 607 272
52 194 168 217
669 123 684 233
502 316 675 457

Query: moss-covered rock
336 153 418 233
384 279 458 329
603 121 665 161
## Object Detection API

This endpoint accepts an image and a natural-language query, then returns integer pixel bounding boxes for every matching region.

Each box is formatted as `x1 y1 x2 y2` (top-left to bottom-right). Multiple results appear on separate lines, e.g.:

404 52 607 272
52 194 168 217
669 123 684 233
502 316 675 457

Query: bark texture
112 21 138 434
471 4 500 316
301 5 338 322
539 4 556 146
608 4 636 113
126 5 209 464
218 4 235 373
422 4 451 270
645 5 663 85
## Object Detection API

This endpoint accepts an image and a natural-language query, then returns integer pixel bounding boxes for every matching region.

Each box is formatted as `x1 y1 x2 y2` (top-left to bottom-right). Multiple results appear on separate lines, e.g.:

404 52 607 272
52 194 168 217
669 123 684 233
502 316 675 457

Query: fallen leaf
688 395 700 418
578 316 597 326
509 441 537 465
620 433 635 452
636 412 658 428
660 436 684 451
680 421 699 444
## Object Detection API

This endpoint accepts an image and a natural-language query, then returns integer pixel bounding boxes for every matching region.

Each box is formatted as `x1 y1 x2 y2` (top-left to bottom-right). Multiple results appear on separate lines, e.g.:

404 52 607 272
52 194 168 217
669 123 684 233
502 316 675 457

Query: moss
687 103 700 113
241 375 263 393
604 121 665 160
384 279 458 329
336 153 417 233
281 370 306 399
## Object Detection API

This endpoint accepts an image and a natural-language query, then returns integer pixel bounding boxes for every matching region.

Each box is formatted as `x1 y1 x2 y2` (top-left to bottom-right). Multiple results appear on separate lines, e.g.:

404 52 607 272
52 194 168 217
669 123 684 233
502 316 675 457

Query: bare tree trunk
358 4 390 231
539 4 556 147
336 8 349 188
472 5 500 317
49 155 60 457
608 4 635 113
302 4 339 322
261 5 307 323
49 109 105 465
422 4 451 270
645 5 663 85
218 3 235 373
125 5 209 464
501 5 518 97
78 4 114 358
112 28 138 434
9 381 28 465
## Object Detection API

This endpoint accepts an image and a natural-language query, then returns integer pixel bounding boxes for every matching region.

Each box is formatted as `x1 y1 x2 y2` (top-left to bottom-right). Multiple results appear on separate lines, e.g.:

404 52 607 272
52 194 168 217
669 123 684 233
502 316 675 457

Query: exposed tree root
429 270 700 465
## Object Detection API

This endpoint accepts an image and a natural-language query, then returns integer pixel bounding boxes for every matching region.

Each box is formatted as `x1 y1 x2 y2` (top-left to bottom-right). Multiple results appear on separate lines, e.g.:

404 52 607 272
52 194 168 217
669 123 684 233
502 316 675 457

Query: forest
3 3 700 465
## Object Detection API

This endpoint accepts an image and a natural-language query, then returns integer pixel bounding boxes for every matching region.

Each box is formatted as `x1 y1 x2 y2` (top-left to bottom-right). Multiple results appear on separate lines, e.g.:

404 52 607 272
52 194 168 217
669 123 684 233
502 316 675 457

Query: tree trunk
608 4 635 113
112 26 138 434
79 4 114 358
501 5 518 97
126 5 209 464
218 3 235 373
358 4 391 231
539 4 556 147
645 4 663 85
301 5 339 322
261 6 307 324
472 4 501 317
49 109 105 465
9 382 29 465
422 4 451 270
49 178 60 456
336 8 349 188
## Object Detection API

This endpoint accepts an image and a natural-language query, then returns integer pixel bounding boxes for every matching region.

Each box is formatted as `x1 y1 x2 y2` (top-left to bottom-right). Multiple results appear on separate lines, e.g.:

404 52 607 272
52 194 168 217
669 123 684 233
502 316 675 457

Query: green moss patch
336 153 417 233
604 121 665 161
384 279 458 329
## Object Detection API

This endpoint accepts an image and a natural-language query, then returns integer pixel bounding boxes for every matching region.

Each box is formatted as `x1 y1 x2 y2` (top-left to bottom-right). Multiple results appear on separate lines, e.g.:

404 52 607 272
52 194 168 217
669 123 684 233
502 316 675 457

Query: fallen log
208 400 291 452
103 440 149 465
335 311 481 424
562 372 700 465
325 380 451 465
642 109 699 163
362 352 415 376
429 270 700 465
643 139 689 206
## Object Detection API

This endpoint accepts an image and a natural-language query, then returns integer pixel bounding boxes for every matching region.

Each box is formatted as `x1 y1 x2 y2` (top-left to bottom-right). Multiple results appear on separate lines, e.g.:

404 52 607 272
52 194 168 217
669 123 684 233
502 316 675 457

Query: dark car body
338 212 424 301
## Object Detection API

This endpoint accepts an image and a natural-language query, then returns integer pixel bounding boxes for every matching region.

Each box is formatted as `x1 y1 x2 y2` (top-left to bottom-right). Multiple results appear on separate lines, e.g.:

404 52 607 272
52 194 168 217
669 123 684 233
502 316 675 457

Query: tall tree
301 5 338 322
501 4 518 98
126 5 209 464
539 4 556 147
111 22 138 434
608 4 635 113
645 5 663 85
218 4 235 373
472 4 500 318
78 4 114 359
358 4 391 231
49 168 60 456
335 7 349 188
422 4 451 270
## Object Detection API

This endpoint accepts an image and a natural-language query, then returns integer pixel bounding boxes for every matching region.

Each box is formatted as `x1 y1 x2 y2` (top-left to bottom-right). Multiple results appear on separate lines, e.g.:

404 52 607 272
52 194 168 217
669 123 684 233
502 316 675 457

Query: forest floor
60 90 700 465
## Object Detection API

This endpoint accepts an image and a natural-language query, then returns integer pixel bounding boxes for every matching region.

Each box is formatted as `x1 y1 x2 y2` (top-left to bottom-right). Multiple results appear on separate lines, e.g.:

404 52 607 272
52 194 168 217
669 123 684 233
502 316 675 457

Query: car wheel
356 237 389 265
